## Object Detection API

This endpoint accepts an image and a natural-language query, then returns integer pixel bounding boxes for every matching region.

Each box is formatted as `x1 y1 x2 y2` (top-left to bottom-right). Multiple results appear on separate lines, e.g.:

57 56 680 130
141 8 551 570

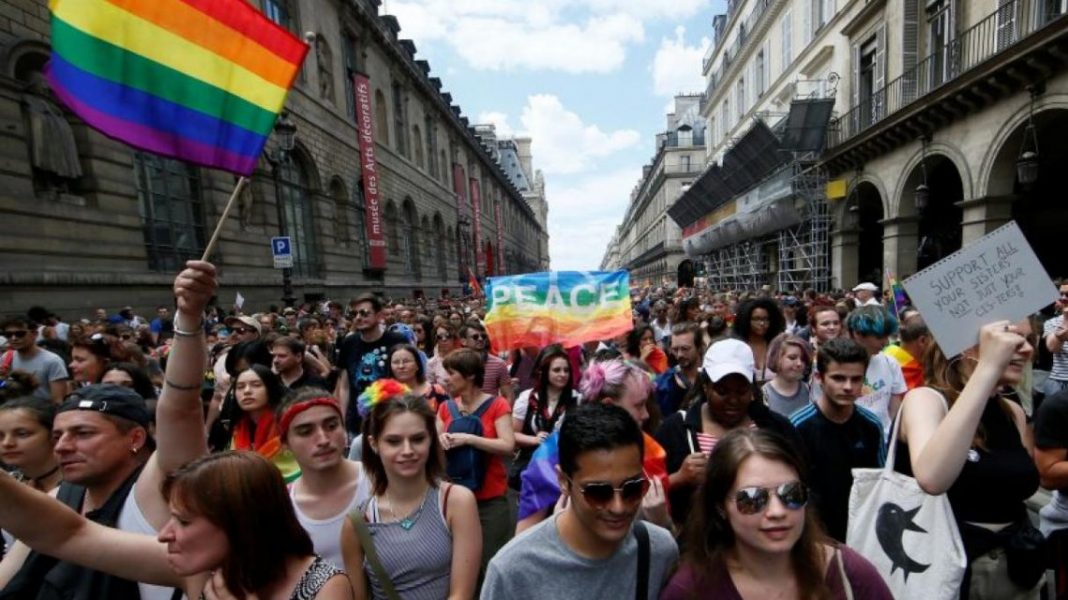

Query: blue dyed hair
845 305 898 337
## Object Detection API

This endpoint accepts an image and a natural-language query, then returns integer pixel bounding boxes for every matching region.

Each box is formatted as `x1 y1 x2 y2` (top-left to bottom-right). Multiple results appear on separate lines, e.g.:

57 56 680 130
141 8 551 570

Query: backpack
445 399 494 491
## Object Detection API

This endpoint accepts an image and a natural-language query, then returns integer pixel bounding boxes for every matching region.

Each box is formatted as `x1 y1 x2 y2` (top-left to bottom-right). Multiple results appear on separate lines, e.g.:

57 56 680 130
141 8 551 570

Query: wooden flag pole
200 176 250 261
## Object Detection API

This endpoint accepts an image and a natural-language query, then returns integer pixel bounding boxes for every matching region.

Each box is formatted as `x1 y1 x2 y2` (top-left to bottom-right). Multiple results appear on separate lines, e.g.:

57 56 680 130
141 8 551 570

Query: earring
131 446 139 455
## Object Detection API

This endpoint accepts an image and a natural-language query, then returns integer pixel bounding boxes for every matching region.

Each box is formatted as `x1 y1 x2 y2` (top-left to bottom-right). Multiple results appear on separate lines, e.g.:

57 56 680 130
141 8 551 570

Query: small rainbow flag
485 271 632 353
467 267 484 298
887 272 910 317
47 0 309 176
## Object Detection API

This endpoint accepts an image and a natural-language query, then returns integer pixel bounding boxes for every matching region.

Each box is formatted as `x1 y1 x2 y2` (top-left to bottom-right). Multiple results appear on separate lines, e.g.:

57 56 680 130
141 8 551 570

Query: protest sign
902 221 1057 357
484 271 632 353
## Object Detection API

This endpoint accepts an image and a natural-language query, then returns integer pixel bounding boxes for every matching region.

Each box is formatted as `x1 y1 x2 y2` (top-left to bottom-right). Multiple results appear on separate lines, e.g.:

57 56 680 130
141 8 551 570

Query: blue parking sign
271 236 293 269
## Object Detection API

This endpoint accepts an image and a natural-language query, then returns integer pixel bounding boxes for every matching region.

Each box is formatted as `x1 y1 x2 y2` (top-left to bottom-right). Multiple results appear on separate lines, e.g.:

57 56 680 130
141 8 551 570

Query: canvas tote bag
847 399 967 600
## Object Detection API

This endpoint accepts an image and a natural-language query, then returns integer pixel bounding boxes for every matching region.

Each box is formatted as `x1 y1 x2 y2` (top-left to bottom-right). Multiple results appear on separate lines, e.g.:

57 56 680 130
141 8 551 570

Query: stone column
831 227 860 291
881 215 920 278
959 195 1016 244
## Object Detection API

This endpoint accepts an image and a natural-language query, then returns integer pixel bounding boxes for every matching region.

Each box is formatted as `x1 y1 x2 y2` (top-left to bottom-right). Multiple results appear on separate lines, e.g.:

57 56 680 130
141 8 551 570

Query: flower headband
357 379 411 418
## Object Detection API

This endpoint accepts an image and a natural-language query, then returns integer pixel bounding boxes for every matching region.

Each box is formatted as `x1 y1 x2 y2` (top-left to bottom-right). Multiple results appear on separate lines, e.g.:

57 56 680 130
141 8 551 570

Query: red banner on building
470 177 483 275
494 198 505 274
352 72 386 271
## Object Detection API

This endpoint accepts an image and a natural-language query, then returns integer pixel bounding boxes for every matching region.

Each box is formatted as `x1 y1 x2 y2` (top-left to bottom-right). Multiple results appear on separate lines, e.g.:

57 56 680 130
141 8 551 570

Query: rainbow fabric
357 379 411 419
47 0 308 175
485 271 632 353
517 431 669 520
887 273 910 317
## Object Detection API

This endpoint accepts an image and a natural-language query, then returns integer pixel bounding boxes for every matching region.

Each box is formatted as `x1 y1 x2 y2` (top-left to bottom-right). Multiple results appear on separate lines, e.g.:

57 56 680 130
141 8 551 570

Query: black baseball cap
58 384 152 428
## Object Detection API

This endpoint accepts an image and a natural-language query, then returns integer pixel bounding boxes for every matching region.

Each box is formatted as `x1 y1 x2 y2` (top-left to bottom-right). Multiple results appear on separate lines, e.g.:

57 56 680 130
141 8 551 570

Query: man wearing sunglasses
483 403 677 599
336 293 408 434
0 315 68 402
459 323 514 403
789 337 885 542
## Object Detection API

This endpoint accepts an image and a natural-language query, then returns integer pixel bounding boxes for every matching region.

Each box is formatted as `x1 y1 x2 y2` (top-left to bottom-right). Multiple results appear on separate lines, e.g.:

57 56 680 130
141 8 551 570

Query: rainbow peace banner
47 0 308 176
485 271 632 352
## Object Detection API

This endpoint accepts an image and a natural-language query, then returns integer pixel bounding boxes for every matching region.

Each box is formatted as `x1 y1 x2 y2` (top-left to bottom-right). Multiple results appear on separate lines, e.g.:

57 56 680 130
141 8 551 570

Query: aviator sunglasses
567 476 649 507
733 481 808 515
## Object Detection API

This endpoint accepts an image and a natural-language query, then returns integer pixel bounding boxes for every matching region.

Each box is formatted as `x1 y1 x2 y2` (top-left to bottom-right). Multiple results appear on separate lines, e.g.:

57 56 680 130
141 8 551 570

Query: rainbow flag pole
886 271 909 317
46 0 309 259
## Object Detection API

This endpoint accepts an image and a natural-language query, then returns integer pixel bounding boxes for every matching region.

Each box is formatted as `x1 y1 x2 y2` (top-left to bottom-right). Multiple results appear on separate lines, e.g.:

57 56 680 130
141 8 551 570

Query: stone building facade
0 0 547 316
601 95 706 287
676 0 1068 292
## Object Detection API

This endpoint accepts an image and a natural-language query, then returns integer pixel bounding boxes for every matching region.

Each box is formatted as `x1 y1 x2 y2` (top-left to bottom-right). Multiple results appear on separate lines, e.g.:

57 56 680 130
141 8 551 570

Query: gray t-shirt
481 514 678 600
11 348 68 399
762 381 811 418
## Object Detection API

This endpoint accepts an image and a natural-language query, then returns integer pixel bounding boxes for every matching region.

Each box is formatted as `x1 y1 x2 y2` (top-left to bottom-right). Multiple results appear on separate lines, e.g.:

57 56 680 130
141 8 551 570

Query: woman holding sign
893 320 1041 599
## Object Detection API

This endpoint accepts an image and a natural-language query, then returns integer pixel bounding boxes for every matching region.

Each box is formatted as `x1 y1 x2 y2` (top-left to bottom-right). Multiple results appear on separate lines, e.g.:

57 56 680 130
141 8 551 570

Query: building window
134 153 205 272
927 1 954 86
426 117 438 178
342 33 358 119
352 180 369 268
735 78 745 123
755 49 766 97
391 81 407 157
781 10 793 69
723 99 730 133
373 89 389 144
412 124 424 169
261 0 294 30
402 200 419 276
330 178 347 244
434 215 447 277
276 157 318 278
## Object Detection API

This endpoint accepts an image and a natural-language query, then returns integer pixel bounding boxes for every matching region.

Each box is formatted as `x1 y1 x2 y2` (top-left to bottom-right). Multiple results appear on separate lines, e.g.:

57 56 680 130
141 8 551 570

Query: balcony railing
828 0 1067 148
703 0 774 81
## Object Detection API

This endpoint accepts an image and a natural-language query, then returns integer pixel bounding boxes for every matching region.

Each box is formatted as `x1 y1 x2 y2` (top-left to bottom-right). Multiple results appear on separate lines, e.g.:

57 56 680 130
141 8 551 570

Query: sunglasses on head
733 481 808 515
568 476 649 507
3 329 29 339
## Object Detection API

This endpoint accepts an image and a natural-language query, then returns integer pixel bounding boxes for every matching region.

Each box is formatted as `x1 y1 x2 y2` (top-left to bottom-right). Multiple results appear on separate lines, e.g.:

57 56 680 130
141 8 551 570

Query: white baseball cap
702 338 755 383
852 282 879 292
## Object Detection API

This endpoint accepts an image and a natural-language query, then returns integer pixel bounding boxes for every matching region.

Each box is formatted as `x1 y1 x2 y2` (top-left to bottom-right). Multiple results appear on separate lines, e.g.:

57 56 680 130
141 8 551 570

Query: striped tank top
362 485 453 600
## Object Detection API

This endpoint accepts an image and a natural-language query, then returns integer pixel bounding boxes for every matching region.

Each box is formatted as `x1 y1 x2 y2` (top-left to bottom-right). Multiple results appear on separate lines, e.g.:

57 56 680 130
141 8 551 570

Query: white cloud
387 0 711 74
652 26 711 97
520 95 640 175
547 167 643 270
475 111 514 137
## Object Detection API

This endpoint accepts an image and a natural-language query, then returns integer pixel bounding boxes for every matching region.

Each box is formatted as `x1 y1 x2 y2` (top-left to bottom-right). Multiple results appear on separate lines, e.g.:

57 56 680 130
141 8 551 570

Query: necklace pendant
400 518 414 531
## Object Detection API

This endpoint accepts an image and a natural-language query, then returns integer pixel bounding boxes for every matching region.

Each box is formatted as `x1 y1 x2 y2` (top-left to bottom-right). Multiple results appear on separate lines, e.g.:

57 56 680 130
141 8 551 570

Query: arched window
329 177 347 244
277 156 318 277
401 199 419 276
412 124 424 170
439 150 448 183
133 153 205 271
421 214 432 276
391 81 407 156
434 214 447 279
385 201 399 255
352 179 369 267
373 89 389 144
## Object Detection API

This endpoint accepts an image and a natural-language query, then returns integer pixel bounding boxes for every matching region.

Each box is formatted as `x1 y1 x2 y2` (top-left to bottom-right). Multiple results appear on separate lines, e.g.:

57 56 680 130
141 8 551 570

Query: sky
381 0 728 271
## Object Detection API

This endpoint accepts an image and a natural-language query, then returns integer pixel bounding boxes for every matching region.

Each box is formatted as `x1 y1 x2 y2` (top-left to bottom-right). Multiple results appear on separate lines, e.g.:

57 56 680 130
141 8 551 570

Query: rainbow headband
357 379 411 418
278 396 342 437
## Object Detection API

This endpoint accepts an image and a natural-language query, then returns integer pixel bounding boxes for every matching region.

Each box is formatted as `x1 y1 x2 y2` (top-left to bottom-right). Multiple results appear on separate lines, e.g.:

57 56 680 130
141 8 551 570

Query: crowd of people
1 263 1067 599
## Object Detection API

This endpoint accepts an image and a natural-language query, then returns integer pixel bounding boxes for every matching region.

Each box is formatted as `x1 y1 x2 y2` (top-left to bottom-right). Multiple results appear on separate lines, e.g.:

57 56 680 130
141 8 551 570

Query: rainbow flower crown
356 379 411 418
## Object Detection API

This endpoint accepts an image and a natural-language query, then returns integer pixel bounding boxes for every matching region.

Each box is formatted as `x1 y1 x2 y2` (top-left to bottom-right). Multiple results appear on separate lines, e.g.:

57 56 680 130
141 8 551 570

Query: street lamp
915 136 930 214
1016 86 1041 188
268 111 298 308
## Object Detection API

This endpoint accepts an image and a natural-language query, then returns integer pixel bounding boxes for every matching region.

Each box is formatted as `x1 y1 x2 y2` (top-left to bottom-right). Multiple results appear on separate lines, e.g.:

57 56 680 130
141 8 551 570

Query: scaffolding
777 161 831 293
700 160 831 293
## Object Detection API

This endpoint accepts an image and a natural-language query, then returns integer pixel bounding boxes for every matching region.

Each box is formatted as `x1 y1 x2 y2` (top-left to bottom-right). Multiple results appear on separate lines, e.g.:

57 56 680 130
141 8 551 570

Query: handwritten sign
902 221 1057 357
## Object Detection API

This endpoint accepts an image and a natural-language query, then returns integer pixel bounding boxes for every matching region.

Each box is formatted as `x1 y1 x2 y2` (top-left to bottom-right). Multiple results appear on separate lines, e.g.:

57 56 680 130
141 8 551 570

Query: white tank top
289 463 373 569
117 485 185 600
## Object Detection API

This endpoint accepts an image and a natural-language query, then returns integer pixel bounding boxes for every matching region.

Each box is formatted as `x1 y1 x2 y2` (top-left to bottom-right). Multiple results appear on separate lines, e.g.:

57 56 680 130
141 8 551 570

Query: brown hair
923 342 1014 451
684 428 831 600
360 392 445 495
442 347 484 387
162 451 314 598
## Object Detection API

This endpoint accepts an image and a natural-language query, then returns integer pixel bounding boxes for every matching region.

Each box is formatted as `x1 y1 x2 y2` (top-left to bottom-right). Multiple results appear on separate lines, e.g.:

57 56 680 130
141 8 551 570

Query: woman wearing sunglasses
661 428 892 599
426 323 459 387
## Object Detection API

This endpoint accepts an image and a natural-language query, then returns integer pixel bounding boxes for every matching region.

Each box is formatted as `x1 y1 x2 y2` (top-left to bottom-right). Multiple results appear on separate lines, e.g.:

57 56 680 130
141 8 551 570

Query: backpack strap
446 399 463 420
347 511 402 600
471 396 496 418
633 520 650 600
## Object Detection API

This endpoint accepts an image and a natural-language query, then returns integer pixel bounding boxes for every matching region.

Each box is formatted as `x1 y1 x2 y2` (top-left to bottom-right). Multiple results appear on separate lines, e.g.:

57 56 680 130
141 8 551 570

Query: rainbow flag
518 431 669 520
485 271 632 353
467 267 484 298
886 272 910 317
47 0 308 176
